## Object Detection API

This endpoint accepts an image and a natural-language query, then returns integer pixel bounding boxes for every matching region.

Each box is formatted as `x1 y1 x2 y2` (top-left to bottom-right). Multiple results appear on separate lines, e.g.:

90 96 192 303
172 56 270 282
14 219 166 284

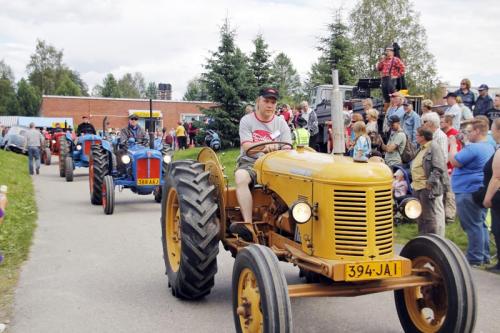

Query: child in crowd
351 121 371 159
393 169 408 199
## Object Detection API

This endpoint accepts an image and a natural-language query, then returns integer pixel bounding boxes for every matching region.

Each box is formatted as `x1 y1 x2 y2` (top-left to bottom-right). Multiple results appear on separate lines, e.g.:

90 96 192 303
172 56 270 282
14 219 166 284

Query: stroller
392 165 421 225
205 130 221 151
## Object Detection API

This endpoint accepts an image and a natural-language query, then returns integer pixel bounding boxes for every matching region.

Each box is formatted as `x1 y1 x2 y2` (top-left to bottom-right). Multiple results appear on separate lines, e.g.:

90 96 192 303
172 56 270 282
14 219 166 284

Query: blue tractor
59 132 110 182
88 101 173 215
89 136 172 215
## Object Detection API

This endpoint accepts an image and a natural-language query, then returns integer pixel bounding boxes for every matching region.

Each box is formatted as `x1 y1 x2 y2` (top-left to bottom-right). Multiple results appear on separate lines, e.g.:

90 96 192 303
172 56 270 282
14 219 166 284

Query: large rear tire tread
394 234 476 333
59 136 69 177
232 244 293 333
90 145 109 205
161 159 219 300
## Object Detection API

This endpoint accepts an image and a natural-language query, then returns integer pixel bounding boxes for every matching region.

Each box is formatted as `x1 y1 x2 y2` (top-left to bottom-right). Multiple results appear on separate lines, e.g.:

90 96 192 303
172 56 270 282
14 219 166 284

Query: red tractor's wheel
102 175 114 215
394 234 476 333
44 148 51 165
65 157 74 182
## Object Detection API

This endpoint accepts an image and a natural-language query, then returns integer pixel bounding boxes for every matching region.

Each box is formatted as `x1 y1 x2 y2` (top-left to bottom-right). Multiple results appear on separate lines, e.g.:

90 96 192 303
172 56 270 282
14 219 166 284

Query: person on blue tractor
76 116 96 136
119 115 147 144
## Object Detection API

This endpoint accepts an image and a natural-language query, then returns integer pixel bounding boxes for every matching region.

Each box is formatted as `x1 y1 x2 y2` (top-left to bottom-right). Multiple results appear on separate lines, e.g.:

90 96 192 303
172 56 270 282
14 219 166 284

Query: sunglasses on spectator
130 118 139 121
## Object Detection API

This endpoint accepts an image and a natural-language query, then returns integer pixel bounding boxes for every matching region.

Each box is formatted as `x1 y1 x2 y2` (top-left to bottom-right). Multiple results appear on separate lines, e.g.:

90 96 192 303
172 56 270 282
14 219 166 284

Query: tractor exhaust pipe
149 98 154 149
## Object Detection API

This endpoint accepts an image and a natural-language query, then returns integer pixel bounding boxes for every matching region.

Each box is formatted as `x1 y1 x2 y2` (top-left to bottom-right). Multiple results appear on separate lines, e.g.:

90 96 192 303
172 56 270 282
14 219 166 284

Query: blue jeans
455 192 490 264
28 147 41 175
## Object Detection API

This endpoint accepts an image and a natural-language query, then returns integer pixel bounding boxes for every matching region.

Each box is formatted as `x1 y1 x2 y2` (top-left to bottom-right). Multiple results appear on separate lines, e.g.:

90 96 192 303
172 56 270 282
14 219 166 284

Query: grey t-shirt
25 128 44 148
384 129 406 166
238 112 292 164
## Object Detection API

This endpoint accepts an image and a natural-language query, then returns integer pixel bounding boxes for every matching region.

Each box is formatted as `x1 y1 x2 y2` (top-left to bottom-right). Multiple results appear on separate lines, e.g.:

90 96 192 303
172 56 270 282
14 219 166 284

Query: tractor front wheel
89 145 109 205
59 137 68 177
65 157 74 182
44 148 51 165
102 175 115 215
232 244 293 333
394 234 476 333
161 160 219 300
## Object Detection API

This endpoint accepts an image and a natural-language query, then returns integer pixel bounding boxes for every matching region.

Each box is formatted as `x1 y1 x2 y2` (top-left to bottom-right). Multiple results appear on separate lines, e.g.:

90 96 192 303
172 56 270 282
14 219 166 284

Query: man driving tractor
119 114 147 143
230 87 292 241
76 116 96 136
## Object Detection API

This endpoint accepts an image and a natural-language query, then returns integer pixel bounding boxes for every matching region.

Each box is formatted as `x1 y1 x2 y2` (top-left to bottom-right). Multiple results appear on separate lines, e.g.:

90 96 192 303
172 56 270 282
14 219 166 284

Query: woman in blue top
449 118 495 266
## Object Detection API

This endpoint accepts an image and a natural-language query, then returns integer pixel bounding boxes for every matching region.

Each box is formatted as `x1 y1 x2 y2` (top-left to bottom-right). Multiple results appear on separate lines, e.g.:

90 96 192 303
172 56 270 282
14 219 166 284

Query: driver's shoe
229 222 256 242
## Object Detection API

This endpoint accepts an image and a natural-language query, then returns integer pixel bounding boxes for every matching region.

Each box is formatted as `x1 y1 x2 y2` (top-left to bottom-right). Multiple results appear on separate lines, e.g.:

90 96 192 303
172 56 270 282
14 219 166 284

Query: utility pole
331 69 345 154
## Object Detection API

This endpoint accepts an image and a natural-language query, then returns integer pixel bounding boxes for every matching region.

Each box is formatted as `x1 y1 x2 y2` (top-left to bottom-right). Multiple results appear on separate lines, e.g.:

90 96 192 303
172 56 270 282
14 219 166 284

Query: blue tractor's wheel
102 175 114 215
65 157 73 182
59 136 69 177
89 145 109 205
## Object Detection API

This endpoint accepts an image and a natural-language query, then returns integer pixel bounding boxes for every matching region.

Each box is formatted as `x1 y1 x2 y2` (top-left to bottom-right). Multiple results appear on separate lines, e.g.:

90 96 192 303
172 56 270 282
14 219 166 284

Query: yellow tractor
160 143 476 333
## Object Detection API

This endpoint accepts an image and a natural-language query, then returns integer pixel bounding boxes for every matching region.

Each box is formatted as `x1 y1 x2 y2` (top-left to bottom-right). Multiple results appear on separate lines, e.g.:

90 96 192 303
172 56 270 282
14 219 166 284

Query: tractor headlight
76 144 82 150
121 155 131 164
163 155 172 164
52 140 56 144
400 198 422 220
290 201 312 224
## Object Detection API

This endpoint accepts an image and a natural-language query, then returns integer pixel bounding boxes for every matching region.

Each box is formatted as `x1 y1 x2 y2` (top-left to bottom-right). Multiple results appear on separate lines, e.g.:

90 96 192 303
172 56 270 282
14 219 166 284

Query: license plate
345 261 402 281
137 178 160 185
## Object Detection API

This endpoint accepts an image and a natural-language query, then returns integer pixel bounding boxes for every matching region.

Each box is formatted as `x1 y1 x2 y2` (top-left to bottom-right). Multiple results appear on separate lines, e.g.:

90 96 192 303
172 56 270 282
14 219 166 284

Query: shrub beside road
0 150 37 322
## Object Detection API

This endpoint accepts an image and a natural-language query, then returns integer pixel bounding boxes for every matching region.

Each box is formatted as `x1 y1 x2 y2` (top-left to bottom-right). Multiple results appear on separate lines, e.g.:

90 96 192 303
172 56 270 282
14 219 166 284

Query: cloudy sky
1 0 499 100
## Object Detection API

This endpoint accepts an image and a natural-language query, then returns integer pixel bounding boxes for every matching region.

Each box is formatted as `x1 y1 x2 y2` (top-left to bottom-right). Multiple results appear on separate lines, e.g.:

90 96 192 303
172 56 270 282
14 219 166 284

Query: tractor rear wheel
394 234 476 333
102 175 115 215
89 145 109 205
65 157 74 182
232 244 293 333
161 160 219 300
44 148 51 165
59 136 69 177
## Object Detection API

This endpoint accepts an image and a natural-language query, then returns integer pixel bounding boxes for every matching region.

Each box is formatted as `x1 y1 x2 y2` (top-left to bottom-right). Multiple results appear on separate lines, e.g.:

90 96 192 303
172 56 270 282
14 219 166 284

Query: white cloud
1 0 499 99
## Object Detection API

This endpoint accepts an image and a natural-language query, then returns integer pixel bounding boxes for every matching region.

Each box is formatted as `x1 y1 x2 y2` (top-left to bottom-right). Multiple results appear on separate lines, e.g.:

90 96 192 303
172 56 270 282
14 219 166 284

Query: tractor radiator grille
84 140 101 155
136 158 161 179
333 187 393 259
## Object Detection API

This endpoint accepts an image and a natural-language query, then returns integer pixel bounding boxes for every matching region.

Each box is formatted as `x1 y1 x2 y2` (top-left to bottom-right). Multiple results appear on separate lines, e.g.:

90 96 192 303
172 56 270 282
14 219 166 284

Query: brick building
40 95 217 132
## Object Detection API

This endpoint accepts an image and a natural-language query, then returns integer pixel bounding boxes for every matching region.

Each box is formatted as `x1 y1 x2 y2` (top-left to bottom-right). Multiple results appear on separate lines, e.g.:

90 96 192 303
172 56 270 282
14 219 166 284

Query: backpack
400 132 416 163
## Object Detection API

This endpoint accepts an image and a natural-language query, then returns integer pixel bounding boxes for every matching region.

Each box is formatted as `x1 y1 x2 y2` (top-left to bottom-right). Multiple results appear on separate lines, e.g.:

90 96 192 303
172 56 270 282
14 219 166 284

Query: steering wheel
245 141 293 158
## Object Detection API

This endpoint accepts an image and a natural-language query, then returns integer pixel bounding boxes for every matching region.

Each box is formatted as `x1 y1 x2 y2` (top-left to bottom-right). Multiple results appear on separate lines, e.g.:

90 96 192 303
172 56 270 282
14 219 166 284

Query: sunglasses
130 118 139 121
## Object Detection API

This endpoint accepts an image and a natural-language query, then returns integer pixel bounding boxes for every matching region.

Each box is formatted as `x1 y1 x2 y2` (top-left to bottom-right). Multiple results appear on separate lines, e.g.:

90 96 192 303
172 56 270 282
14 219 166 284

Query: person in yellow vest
175 121 187 150
293 116 310 148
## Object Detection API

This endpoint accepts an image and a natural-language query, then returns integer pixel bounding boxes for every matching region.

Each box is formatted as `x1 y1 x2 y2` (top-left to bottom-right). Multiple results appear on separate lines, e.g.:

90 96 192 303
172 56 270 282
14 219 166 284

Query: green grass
395 214 497 262
0 150 37 321
173 147 240 186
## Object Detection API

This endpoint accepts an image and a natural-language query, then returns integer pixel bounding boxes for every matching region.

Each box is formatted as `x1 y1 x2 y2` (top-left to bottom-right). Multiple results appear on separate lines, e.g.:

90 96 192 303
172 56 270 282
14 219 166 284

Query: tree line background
0 0 438 147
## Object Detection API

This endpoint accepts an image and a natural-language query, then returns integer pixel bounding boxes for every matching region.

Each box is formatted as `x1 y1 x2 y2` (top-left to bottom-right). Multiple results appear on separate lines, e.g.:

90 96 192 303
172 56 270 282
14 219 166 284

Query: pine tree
202 18 254 147
308 9 356 89
100 74 121 98
270 53 302 104
183 76 209 101
249 34 271 96
349 0 438 94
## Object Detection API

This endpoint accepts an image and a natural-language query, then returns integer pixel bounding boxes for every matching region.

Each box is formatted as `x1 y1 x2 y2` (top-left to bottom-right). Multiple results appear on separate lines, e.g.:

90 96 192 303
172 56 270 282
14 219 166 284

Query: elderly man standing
422 112 448 159
382 92 405 140
25 122 45 175
402 100 421 146
474 84 493 117
411 127 448 236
